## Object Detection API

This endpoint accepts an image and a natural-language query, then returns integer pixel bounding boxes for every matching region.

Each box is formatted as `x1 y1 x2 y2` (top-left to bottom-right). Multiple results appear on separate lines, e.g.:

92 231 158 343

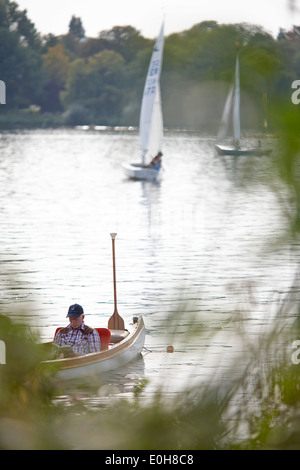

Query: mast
233 53 241 149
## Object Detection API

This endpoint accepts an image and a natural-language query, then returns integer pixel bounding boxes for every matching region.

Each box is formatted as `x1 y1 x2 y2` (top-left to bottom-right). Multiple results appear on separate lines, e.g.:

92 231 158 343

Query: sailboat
122 22 165 180
215 53 272 157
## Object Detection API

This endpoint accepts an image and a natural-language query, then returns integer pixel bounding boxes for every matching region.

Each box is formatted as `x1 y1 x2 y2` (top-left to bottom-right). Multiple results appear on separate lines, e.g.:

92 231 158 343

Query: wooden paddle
108 233 125 330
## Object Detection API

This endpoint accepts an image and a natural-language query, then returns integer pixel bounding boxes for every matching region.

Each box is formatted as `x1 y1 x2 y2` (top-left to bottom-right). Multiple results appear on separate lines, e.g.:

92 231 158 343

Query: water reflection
54 355 146 408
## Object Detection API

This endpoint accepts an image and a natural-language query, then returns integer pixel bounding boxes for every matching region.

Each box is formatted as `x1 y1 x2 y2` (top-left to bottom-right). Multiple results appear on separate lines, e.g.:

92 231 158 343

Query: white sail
216 84 233 142
215 52 272 156
146 83 163 159
232 54 240 147
139 22 164 164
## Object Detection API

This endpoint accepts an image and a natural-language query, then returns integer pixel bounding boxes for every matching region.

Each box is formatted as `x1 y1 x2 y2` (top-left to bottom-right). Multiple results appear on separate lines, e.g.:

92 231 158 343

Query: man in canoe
54 304 101 356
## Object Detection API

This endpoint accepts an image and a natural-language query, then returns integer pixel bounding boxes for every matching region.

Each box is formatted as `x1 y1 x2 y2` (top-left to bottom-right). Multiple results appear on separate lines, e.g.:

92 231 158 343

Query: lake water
0 128 297 403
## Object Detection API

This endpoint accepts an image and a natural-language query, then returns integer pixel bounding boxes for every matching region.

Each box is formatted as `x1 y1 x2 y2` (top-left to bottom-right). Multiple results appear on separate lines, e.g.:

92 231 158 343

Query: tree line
0 0 299 130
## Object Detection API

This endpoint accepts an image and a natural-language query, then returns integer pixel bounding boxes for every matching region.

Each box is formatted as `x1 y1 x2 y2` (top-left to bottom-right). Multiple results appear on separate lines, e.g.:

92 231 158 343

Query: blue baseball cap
67 304 84 318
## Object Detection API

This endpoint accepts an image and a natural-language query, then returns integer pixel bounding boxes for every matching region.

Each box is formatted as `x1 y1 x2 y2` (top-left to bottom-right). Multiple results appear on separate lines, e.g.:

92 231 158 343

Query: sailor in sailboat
122 21 165 181
149 151 163 170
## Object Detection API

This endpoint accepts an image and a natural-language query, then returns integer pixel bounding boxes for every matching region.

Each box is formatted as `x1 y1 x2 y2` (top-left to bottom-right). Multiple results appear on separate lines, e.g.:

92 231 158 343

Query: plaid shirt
55 322 101 355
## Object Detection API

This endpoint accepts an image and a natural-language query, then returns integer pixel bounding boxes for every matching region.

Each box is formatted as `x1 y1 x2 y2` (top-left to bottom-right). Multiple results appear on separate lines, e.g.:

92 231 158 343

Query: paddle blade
108 310 125 330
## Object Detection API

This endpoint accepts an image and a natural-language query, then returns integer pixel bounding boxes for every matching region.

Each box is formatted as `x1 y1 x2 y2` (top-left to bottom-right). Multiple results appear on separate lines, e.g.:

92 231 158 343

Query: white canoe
122 162 160 181
42 316 145 380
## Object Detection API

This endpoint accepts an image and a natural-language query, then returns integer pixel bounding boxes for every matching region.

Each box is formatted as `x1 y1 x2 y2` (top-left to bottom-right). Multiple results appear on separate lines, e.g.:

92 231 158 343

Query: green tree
40 44 70 111
0 0 44 109
6 0 40 49
76 25 149 63
61 49 126 124
98 25 150 63
43 44 69 87
69 15 85 39
0 2 297 129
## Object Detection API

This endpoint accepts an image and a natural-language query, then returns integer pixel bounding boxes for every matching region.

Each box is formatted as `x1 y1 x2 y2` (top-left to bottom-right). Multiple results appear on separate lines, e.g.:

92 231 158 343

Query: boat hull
122 162 160 181
215 144 272 156
42 316 146 380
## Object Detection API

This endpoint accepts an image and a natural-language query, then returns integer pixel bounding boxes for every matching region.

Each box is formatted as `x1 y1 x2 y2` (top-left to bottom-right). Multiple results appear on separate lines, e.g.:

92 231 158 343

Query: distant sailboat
122 22 165 180
215 53 272 157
